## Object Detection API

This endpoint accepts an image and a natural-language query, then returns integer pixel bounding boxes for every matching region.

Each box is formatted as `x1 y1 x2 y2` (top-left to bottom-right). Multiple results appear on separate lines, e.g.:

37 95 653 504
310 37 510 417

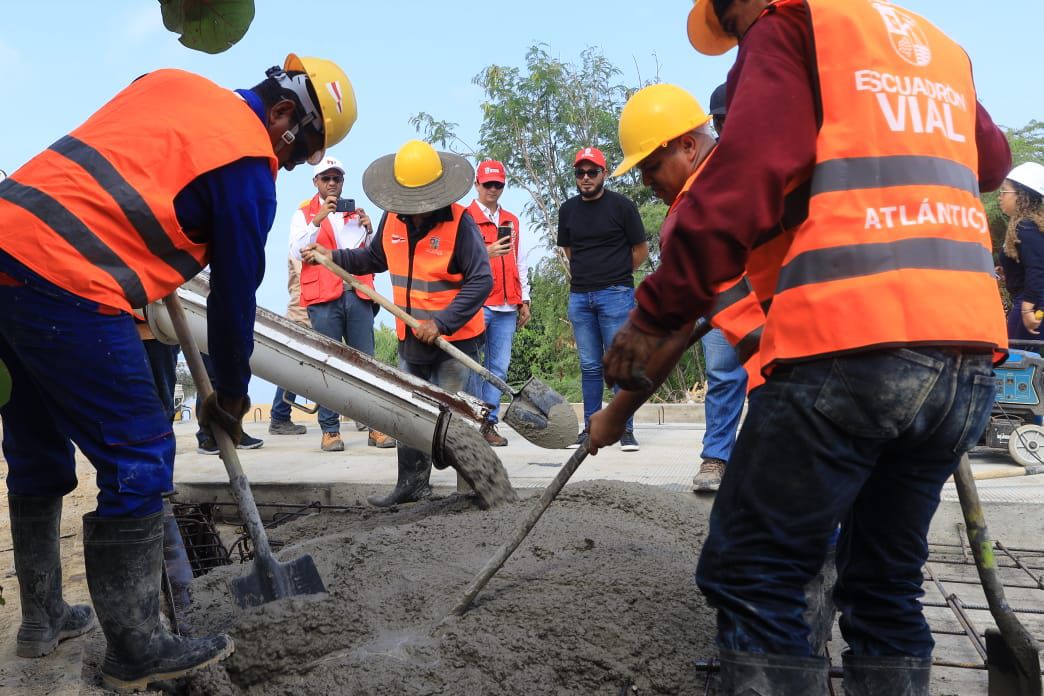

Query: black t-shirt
556 189 646 292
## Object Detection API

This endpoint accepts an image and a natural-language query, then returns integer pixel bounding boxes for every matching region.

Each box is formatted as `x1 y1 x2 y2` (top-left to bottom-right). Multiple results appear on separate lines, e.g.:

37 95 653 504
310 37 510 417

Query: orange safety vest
381 204 485 342
0 69 278 312
762 0 1006 367
467 200 524 306
298 195 376 307
670 163 767 391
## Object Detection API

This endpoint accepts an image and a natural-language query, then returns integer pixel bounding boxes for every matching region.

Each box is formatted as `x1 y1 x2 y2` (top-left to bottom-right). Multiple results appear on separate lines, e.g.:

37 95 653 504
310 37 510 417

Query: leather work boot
842 651 931 696
321 432 345 452
368 430 396 449
367 448 433 507
480 422 508 447
719 649 829 695
84 512 233 693
268 419 306 435
692 458 726 492
10 495 96 658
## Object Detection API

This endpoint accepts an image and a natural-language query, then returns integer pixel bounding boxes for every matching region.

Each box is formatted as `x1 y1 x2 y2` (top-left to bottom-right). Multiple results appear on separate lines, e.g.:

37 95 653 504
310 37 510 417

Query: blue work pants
699 328 747 462
695 348 994 659
307 291 375 433
567 286 635 432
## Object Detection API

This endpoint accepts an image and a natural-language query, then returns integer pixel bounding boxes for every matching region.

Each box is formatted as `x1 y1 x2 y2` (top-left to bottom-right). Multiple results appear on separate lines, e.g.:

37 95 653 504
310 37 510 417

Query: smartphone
497 224 512 240
335 198 356 213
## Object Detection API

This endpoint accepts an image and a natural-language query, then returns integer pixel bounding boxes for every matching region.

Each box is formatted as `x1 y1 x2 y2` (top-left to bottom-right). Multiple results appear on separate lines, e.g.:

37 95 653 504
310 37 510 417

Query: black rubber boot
366 446 433 507
842 651 930 696
719 649 829 695
10 495 96 658
83 511 234 693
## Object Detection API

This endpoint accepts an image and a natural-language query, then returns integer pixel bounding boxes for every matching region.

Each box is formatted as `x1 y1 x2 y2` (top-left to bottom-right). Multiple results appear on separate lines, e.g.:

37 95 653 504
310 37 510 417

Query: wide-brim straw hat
362 150 474 215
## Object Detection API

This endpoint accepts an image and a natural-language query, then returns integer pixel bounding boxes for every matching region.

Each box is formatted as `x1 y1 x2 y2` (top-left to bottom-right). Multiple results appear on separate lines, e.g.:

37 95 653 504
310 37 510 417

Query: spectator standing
290 155 394 451
998 162 1044 339
467 160 531 446
558 147 648 451
268 255 310 435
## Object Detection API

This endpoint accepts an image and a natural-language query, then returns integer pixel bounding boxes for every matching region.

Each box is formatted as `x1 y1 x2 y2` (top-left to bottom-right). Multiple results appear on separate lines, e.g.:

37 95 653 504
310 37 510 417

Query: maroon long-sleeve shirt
632 2 1011 336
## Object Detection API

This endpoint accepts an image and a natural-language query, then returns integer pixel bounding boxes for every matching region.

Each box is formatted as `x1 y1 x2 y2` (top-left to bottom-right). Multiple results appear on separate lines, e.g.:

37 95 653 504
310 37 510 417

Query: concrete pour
181 480 716 695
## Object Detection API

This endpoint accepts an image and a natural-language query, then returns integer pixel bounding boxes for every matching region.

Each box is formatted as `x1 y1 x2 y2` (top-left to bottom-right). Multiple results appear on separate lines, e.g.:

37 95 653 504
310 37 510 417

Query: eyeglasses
319 175 344 183
574 168 603 179
481 181 505 190
998 189 1017 195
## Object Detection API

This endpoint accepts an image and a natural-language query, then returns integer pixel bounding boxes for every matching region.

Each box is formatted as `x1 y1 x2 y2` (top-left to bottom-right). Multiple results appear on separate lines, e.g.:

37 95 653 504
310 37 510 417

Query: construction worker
0 55 356 691
468 160 532 447
289 155 394 451
601 0 1012 692
303 140 492 507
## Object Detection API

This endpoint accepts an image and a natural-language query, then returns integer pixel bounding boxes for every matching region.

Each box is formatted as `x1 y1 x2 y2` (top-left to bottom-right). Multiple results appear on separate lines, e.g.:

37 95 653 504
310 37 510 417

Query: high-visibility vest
381 204 485 342
467 200 524 306
761 0 1006 366
0 69 277 312
670 162 767 391
298 195 376 307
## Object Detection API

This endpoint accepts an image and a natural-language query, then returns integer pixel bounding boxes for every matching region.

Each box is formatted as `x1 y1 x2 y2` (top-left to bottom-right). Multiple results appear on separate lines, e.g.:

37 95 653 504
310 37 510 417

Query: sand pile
182 480 717 695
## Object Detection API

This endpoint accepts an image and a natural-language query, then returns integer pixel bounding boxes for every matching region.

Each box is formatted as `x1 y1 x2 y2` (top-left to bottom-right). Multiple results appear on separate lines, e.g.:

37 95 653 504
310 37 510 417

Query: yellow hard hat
283 54 357 155
394 140 444 188
612 84 711 178
687 0 738 56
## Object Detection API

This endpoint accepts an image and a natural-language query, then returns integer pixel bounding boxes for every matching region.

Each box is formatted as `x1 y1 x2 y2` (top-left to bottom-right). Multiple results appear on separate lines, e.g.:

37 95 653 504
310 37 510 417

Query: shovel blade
986 628 1043 696
229 553 327 609
503 377 578 450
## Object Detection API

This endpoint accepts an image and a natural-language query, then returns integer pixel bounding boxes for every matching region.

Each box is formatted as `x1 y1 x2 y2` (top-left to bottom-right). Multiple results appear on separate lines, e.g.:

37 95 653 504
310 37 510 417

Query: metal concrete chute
145 274 487 459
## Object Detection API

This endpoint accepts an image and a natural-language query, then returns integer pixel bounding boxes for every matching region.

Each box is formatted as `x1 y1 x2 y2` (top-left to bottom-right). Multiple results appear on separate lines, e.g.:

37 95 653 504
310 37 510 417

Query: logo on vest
390 234 406 244
429 237 442 254
873 2 931 67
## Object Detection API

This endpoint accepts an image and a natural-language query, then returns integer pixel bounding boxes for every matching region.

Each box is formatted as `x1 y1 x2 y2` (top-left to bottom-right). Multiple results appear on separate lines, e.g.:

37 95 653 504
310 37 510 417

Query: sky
2 1 1040 403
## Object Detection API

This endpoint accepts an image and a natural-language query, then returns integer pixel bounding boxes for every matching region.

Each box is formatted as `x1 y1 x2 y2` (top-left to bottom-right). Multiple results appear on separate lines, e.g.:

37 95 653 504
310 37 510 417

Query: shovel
953 454 1042 695
313 253 577 449
163 294 327 608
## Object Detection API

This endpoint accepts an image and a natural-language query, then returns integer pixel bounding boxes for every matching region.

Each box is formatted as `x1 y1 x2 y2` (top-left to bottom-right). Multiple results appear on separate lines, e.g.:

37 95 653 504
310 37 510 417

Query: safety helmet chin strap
265 66 324 158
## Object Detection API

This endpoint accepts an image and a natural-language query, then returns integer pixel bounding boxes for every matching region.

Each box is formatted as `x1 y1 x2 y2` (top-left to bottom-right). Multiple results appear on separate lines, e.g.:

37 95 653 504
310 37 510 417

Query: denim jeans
307 291 376 433
696 348 995 659
700 328 747 462
143 340 180 423
0 252 174 518
567 286 635 431
270 386 299 422
474 307 517 424
398 349 476 470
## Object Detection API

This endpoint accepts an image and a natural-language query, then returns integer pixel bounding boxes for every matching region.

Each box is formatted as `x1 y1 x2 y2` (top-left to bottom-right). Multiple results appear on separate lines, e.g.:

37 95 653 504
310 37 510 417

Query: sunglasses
575 168 603 179
318 175 344 183
481 181 505 190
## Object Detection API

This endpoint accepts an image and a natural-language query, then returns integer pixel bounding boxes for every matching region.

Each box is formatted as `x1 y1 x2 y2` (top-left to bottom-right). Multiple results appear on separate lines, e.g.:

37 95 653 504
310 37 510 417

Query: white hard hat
1008 162 1044 198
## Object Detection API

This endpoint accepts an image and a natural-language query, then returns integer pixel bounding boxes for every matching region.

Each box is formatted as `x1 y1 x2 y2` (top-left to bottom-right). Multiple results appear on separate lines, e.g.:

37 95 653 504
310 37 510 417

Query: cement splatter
182 480 717 695
440 416 517 508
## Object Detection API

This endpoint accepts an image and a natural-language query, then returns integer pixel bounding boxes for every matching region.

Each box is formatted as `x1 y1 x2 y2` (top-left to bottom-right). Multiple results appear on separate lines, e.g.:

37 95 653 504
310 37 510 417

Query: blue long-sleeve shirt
171 88 276 396
1000 219 1044 309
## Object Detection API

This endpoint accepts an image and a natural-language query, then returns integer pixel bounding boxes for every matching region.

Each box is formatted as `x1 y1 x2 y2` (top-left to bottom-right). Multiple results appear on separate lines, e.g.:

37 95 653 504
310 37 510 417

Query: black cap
708 83 727 116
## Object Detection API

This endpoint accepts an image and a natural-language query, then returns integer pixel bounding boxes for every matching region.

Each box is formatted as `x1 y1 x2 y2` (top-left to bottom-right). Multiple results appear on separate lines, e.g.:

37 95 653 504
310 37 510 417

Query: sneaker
480 422 508 447
692 458 726 492
321 432 345 452
368 430 396 449
269 419 307 435
566 431 587 450
197 438 219 455
619 431 640 452
237 434 264 450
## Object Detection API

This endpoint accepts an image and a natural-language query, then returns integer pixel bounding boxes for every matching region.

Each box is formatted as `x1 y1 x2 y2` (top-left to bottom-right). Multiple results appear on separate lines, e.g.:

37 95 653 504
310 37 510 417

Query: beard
578 180 605 199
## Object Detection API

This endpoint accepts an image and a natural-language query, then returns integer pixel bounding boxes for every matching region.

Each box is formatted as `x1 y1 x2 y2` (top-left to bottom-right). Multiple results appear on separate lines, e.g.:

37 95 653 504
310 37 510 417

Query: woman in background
999 162 1044 339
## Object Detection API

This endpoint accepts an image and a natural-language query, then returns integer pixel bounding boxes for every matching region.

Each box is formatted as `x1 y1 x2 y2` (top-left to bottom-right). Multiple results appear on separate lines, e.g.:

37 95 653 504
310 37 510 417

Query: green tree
159 0 254 54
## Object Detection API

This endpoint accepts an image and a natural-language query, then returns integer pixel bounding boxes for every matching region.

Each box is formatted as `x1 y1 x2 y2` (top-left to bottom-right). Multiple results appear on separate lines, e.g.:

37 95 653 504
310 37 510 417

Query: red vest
467 200 524 306
381 204 485 342
0 69 277 312
297 195 376 307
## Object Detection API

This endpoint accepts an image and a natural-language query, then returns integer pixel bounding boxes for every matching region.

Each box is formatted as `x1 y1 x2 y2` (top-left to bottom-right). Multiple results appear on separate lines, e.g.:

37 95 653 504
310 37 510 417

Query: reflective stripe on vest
381 204 485 342
0 69 278 312
760 0 1006 367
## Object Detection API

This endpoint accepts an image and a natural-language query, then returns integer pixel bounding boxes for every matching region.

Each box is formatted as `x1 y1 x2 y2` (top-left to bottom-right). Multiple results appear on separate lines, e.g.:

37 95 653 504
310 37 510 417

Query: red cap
574 146 607 169
476 160 506 184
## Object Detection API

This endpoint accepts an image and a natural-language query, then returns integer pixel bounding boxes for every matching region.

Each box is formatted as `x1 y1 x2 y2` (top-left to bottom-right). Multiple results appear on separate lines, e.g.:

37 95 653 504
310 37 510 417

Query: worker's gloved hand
198 392 250 445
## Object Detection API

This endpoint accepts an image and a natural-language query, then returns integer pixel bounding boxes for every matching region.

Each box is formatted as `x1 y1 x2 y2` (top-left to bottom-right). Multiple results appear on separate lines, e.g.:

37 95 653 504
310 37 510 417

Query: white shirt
474 200 531 311
289 204 373 261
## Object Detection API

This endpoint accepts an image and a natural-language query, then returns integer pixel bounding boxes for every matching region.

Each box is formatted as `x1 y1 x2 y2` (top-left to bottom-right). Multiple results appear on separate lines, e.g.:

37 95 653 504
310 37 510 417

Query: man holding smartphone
289 156 394 451
466 160 531 446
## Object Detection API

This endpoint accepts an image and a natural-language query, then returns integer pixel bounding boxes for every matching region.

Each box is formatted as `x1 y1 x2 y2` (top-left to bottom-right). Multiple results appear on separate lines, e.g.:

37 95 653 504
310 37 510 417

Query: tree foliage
159 0 254 54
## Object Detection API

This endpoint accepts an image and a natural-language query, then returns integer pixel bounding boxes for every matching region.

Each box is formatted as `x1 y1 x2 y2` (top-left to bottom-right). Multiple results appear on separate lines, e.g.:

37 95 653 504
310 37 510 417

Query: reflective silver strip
49 135 203 281
708 276 754 318
389 274 461 293
396 304 438 321
811 155 979 197
776 237 993 293
734 326 763 365
0 178 148 307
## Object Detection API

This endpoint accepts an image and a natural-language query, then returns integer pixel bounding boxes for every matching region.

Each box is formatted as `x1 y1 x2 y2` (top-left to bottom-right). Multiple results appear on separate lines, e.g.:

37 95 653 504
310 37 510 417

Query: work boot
83 511 233 693
719 649 829 695
692 458 726 492
268 419 306 435
480 422 508 447
321 432 345 452
368 429 396 449
10 495 96 658
841 651 930 696
367 448 432 507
